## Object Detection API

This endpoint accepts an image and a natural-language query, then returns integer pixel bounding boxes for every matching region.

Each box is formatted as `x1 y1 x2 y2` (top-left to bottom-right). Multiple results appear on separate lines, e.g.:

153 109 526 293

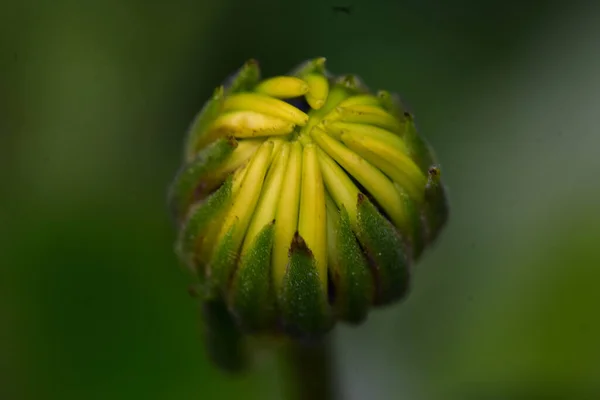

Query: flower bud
168 58 449 360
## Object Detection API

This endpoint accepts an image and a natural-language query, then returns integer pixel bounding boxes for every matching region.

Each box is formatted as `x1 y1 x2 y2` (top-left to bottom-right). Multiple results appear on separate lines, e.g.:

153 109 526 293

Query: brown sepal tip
289 232 313 257
357 192 366 205
427 165 441 184
226 136 239 149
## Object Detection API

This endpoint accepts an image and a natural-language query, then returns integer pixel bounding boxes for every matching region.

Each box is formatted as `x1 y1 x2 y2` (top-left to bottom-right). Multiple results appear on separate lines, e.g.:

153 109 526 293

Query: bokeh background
2 0 600 399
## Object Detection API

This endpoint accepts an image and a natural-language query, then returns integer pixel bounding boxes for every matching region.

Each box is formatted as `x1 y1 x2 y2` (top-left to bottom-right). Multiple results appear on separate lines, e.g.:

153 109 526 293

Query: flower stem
283 336 338 400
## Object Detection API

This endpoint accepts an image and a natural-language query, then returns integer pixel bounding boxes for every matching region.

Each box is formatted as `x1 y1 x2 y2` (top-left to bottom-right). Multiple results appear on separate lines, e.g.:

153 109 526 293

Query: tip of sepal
288 231 311 256
334 74 370 94
289 57 328 77
279 232 332 338
222 60 261 94
356 192 367 205
315 57 326 67
427 165 441 184
212 85 225 99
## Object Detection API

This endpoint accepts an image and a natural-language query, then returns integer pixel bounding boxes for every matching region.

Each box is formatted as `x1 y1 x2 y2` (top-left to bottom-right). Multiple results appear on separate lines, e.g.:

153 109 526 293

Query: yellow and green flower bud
168 58 449 367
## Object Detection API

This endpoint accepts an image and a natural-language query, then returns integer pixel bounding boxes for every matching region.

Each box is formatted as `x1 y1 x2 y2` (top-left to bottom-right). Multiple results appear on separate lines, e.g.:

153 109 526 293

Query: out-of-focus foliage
2 1 599 399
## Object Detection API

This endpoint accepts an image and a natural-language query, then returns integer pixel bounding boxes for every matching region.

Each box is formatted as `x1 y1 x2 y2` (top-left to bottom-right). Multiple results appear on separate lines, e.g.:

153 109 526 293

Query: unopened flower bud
168 58 449 368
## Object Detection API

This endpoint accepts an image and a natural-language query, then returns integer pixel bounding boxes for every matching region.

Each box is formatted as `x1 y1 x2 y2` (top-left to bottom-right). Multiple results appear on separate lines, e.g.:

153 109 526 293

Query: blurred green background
2 0 600 399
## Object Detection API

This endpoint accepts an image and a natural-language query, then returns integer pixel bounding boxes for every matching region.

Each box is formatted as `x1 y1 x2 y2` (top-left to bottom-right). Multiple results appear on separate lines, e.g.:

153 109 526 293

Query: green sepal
329 206 373 324
289 57 327 77
202 298 248 373
403 116 438 173
377 92 448 245
356 193 411 306
184 61 260 159
168 137 237 222
279 233 332 337
207 224 238 295
230 221 276 332
183 86 226 162
421 166 449 245
395 185 426 260
377 91 438 173
377 90 408 122
223 59 261 94
175 176 233 276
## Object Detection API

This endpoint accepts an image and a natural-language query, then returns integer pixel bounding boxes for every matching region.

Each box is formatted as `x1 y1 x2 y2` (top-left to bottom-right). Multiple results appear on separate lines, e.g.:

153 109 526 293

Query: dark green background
2 0 599 399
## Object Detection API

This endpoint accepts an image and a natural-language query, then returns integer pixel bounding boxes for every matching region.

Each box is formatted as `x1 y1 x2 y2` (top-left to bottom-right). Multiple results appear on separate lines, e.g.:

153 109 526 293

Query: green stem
283 336 338 400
